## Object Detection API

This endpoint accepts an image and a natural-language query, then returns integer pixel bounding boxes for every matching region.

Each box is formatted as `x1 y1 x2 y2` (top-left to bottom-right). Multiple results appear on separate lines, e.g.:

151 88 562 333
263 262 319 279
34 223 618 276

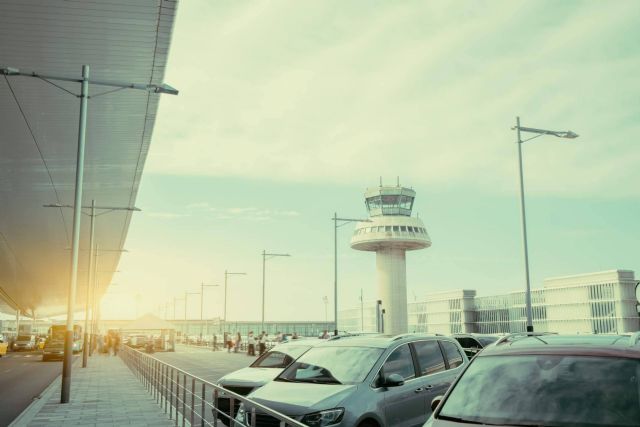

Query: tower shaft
376 248 408 335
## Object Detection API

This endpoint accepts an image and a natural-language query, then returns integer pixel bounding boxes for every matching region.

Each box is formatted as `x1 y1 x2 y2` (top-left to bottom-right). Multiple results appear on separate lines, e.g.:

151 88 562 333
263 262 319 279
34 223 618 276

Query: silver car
215 341 316 423
236 334 468 427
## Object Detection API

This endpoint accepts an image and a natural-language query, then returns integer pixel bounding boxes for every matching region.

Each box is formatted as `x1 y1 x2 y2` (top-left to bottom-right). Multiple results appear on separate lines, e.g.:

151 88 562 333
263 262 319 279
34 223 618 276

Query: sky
101 0 640 321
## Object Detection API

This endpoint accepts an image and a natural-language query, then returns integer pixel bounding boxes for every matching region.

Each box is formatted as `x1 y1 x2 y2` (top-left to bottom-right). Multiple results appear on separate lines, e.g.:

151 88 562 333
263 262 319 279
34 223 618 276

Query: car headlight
301 408 344 427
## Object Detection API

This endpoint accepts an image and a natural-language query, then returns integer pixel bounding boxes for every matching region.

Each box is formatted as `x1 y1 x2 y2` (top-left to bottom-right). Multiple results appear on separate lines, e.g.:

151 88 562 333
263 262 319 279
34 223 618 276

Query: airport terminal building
339 270 639 335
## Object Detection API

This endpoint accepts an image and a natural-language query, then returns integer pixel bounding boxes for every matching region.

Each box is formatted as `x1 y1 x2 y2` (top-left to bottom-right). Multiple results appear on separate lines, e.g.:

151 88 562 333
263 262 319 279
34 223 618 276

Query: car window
251 351 293 368
455 337 478 348
413 340 446 376
478 336 499 346
278 346 383 385
440 340 464 368
382 344 416 380
439 355 640 426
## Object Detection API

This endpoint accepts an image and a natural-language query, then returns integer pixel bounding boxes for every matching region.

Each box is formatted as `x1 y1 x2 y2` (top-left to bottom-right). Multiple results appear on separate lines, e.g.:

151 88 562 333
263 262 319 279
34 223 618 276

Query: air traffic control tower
351 184 431 335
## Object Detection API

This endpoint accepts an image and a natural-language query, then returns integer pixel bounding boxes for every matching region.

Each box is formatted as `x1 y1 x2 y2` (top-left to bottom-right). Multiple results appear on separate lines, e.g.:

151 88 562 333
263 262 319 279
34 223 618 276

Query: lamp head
563 131 579 139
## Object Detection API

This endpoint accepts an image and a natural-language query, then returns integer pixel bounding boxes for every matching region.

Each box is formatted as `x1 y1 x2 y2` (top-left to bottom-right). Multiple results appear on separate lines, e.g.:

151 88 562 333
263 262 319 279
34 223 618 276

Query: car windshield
251 345 311 368
17 335 32 341
438 354 640 426
276 346 383 385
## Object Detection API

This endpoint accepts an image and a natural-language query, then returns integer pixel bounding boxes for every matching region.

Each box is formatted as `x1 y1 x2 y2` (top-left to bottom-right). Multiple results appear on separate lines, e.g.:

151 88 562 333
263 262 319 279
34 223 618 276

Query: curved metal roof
0 0 179 317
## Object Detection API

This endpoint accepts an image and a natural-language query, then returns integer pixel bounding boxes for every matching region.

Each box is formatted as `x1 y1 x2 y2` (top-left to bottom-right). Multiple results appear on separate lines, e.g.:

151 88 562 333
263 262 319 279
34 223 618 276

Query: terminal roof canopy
0 0 179 317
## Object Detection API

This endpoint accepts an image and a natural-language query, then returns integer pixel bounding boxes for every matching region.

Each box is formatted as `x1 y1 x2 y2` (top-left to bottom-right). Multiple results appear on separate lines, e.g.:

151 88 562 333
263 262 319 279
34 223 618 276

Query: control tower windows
400 226 407 232
385 226 392 232
365 193 414 216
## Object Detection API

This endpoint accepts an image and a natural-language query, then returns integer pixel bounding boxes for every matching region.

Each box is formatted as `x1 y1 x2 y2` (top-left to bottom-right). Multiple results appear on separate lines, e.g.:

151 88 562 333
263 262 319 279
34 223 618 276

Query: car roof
307 333 453 349
479 333 640 359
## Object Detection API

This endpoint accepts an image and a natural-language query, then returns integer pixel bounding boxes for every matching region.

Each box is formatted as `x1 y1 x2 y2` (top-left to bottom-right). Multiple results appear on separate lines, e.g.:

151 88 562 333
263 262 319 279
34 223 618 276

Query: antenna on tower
397 176 400 187
379 176 383 187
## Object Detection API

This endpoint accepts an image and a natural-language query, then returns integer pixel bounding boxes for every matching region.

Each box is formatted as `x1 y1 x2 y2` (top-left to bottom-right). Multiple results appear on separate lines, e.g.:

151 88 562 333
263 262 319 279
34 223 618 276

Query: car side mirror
431 395 444 412
382 373 405 387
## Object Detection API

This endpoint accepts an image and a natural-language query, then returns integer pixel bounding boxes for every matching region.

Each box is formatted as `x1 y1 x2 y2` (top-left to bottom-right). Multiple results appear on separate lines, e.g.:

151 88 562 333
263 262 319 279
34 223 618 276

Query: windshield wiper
437 415 492 425
286 378 342 385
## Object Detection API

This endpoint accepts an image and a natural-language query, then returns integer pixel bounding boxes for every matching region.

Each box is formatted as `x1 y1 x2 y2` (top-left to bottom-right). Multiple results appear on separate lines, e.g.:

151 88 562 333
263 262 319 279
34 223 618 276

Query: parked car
0 335 7 357
235 334 469 427
425 332 640 427
214 340 316 424
12 335 36 351
451 333 501 358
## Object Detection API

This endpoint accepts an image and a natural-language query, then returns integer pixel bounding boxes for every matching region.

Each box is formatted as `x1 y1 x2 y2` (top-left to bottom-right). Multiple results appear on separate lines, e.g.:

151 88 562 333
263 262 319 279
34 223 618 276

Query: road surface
0 350 74 426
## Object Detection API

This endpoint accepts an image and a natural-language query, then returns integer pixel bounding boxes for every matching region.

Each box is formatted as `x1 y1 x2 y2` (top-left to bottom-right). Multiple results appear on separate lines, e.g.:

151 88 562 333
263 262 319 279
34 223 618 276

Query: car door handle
414 387 425 393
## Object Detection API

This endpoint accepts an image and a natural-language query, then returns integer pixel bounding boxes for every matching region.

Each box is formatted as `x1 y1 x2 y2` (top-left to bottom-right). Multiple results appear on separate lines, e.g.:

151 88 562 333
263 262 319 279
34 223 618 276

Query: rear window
439 355 640 426
413 340 446 376
440 340 464 369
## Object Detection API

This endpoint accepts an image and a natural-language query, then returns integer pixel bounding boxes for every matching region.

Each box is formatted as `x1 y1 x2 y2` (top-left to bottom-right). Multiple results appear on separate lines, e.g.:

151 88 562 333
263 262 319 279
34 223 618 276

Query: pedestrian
258 331 267 356
113 334 120 356
227 333 233 352
106 334 113 355
247 331 255 356
235 332 241 353
320 329 330 339
275 331 283 343
292 332 299 340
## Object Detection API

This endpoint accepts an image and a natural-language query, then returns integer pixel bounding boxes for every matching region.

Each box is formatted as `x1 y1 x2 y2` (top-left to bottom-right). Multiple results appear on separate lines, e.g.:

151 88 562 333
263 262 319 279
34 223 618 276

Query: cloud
145 212 190 219
182 203 300 221
148 0 640 197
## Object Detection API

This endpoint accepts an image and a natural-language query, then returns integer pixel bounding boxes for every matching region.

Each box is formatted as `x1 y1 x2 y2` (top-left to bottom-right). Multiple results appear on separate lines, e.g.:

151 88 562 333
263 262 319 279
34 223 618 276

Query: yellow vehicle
37 337 46 350
0 338 8 357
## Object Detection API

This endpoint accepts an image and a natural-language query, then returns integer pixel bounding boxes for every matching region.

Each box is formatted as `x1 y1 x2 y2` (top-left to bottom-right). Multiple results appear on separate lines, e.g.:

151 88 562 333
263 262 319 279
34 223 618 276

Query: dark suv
426 332 640 427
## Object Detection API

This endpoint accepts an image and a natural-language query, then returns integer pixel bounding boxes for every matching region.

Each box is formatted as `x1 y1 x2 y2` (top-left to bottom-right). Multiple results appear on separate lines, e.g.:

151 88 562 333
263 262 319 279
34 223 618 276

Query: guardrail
120 345 305 427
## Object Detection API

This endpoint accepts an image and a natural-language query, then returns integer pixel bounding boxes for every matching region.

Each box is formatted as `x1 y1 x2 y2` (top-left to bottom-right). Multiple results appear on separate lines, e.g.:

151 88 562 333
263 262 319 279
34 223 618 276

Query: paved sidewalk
22 355 172 427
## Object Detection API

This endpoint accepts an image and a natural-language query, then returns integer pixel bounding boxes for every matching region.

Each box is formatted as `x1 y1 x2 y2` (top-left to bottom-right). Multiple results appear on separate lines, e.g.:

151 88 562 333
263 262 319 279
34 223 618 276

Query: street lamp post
2 65 177 404
223 270 246 333
200 282 219 339
43 201 140 368
513 116 578 332
184 291 199 342
323 296 328 330
261 251 290 332
332 213 371 336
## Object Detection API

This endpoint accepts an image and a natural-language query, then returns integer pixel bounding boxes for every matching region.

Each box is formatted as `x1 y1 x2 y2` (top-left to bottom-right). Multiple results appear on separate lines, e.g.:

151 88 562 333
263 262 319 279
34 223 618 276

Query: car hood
248 381 356 416
218 367 281 387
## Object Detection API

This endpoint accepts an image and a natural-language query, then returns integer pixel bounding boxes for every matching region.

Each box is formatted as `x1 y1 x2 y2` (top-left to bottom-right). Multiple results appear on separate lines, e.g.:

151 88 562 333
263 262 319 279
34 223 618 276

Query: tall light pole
261 251 290 331
2 65 177 404
200 282 219 339
184 291 199 341
223 270 246 332
323 296 329 330
332 213 371 335
513 117 578 332
44 201 140 368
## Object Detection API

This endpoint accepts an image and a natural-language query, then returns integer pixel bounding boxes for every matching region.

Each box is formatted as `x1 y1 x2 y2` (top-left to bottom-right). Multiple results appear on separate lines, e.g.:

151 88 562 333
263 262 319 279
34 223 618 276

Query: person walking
234 332 241 353
292 332 299 340
320 330 330 339
113 334 120 356
258 331 267 356
275 331 283 343
247 331 255 356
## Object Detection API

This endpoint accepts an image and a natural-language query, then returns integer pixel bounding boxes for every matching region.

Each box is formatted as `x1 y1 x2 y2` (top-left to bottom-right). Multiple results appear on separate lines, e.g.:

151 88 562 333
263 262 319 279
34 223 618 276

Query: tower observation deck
351 185 431 335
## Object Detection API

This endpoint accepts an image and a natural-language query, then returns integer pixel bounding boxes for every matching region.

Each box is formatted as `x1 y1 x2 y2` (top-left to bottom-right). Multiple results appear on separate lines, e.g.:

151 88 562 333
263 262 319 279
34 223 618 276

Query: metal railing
120 346 305 427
